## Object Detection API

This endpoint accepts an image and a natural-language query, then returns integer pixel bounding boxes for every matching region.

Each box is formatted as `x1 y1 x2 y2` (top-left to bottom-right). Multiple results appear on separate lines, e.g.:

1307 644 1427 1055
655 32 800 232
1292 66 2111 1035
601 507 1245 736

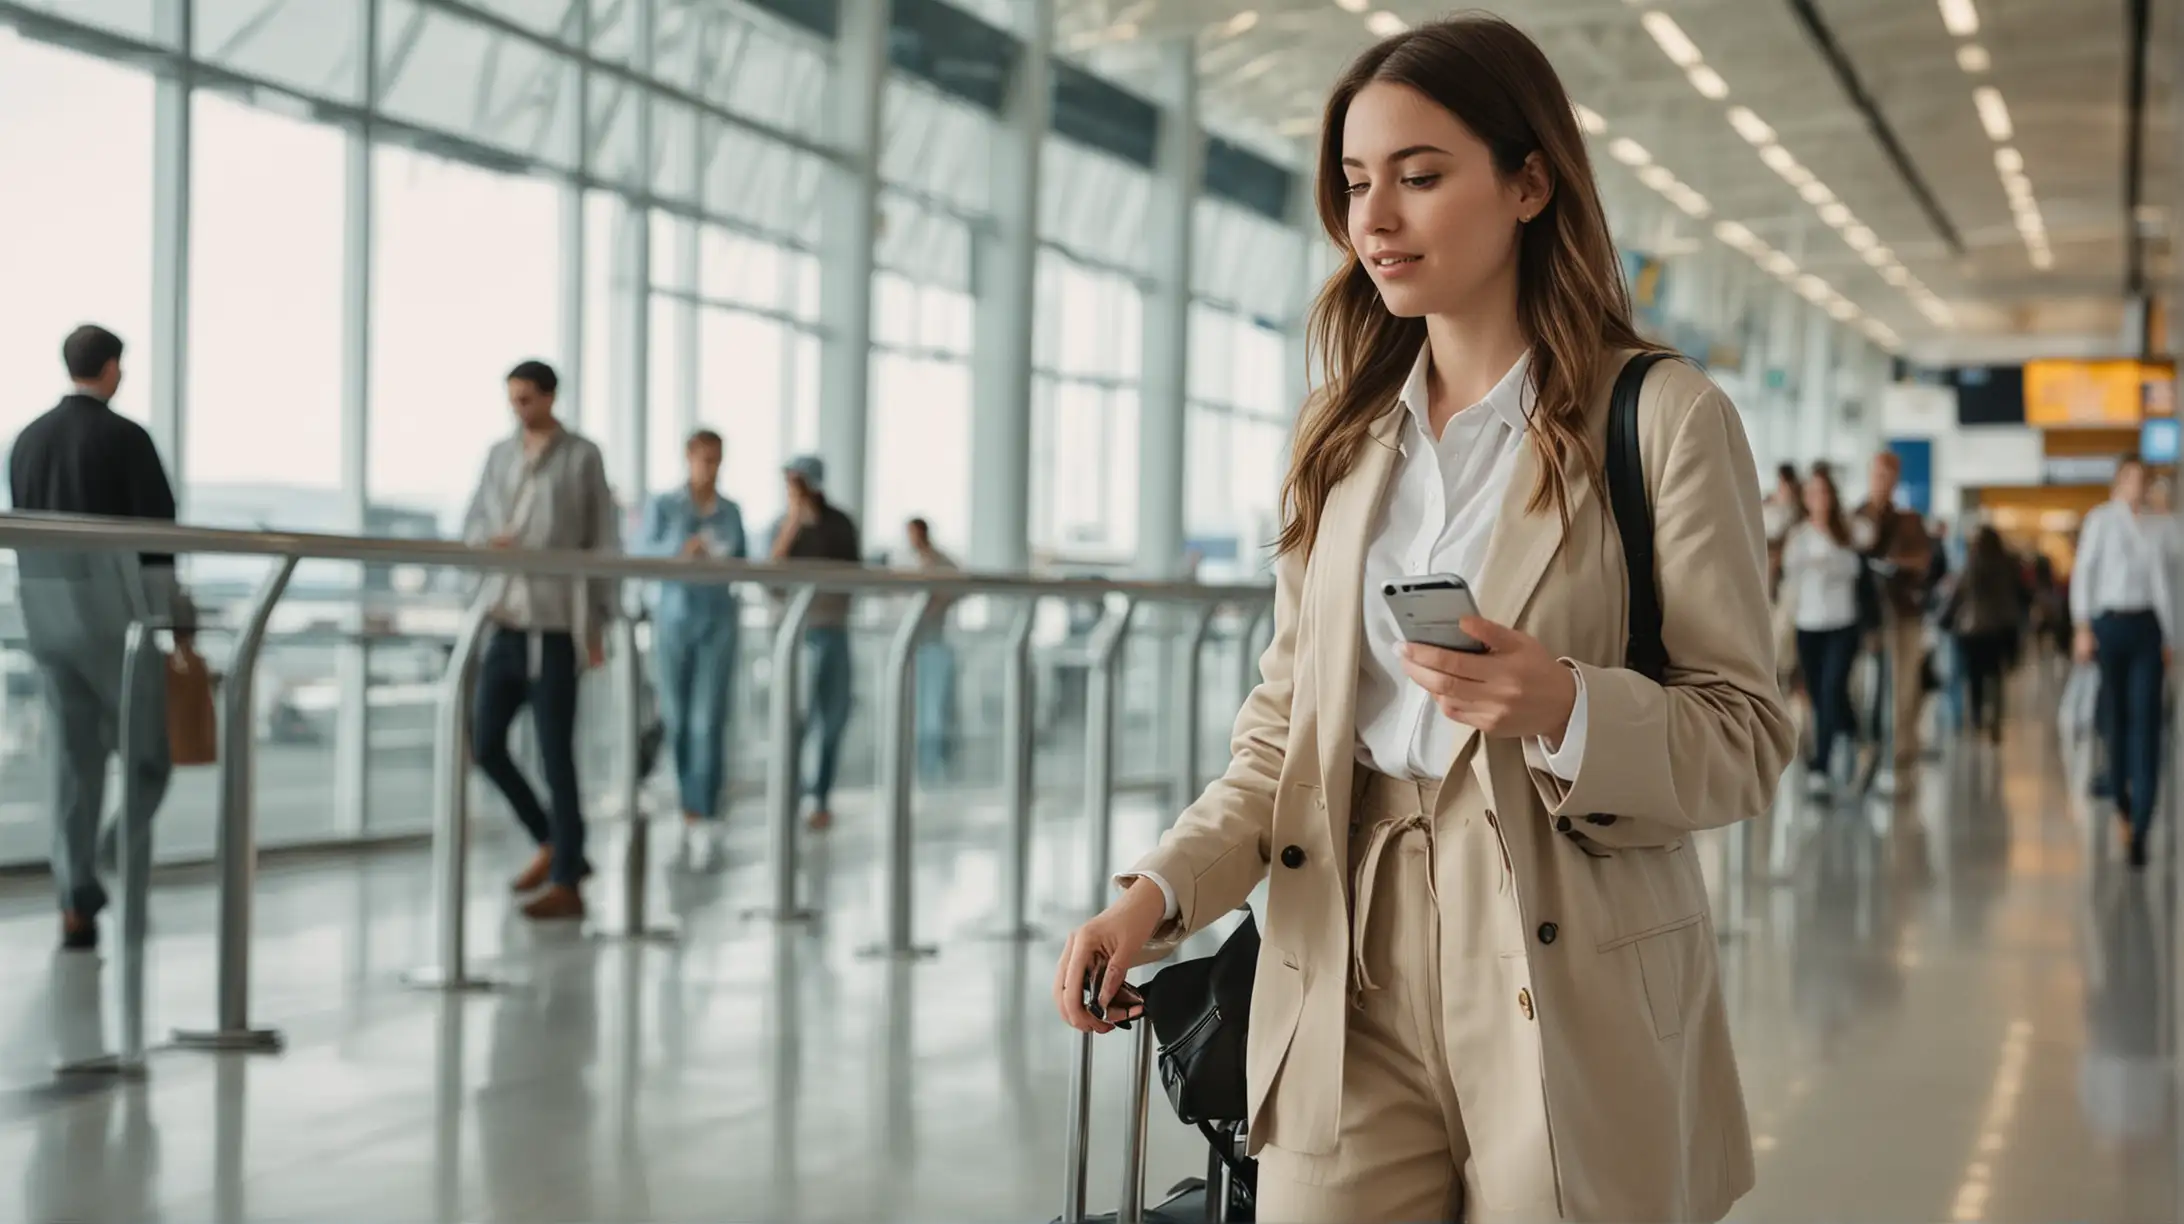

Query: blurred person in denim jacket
639 429 746 863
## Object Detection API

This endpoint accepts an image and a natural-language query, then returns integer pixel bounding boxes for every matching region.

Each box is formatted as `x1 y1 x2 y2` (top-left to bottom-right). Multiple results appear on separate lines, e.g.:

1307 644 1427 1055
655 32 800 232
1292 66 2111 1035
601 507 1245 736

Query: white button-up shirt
1780 521 1862 632
1355 347 1587 781
1129 345 1587 922
2072 498 2174 641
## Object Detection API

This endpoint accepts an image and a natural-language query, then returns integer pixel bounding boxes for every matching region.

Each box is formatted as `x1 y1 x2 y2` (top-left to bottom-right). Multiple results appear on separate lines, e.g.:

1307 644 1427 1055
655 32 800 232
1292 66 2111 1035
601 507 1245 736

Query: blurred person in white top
2071 453 2172 868
1780 468 1862 794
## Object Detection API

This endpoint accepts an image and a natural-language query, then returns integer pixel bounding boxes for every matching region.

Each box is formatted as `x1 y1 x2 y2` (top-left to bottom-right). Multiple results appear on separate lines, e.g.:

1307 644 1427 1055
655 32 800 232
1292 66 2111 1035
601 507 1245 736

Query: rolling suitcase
1052 1018 1251 1224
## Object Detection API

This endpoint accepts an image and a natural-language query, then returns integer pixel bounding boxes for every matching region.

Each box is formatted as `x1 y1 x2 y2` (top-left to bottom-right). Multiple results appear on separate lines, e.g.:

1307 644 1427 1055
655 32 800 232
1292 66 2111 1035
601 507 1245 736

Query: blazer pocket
1614 913 1706 1041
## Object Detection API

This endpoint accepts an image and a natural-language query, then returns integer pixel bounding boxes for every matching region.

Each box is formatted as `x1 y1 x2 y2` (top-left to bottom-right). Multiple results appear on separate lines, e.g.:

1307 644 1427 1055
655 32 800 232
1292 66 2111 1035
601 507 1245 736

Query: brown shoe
60 911 96 952
520 884 586 921
510 847 553 893
806 809 833 832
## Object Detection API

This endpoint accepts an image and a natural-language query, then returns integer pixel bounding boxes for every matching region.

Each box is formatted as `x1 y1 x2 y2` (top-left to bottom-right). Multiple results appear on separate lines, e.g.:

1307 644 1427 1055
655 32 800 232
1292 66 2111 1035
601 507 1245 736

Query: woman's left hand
1400 617 1578 744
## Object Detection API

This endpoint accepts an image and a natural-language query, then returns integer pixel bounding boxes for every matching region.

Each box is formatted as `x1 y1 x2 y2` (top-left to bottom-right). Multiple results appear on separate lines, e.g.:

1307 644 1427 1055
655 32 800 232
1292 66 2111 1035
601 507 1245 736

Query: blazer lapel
1311 408 1406 821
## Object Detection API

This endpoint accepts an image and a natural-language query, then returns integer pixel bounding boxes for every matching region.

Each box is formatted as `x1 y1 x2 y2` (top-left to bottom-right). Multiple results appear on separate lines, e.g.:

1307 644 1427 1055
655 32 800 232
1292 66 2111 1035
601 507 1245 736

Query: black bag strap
1604 352 1678 684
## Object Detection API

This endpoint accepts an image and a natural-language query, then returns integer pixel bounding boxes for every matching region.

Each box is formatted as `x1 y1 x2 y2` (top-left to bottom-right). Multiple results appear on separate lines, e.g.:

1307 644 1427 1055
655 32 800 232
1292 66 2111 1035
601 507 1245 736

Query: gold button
1517 988 1535 1020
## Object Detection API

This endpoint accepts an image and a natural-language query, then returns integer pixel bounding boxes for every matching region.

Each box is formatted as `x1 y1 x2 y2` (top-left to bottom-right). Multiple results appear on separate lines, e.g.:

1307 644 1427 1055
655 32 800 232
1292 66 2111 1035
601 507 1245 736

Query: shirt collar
1398 344 1534 440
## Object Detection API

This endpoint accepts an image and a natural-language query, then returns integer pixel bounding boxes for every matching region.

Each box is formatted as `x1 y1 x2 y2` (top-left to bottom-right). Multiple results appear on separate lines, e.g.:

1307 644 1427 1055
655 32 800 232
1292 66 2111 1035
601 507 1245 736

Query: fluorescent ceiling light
1973 86 2013 141
1795 274 1830 302
1882 265 1911 286
1672 189 1712 218
1758 144 1798 173
1219 10 1261 35
1827 299 1859 321
1574 104 1607 135
1819 202 1852 226
1799 181 1836 206
1609 138 1652 166
1762 251 1799 277
1863 246 1894 267
1637 164 1676 189
1276 115 1320 137
2030 247 2055 270
1956 44 1991 72
1994 146 2023 174
1938 0 1980 37
1641 11 1704 67
1714 220 1756 247
1727 107 1775 146
1687 65 1729 99
1365 10 1407 36
1845 225 1877 250
1336 0 1369 12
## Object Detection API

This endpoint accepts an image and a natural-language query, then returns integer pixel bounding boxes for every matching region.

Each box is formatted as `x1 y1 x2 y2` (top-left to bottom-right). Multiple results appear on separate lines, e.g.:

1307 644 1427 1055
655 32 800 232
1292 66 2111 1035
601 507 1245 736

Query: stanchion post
980 597 1041 941
746 585 818 924
596 615 675 942
861 591 936 960
405 601 503 991
1083 594 1138 917
1174 602 1216 813
175 555 296 1053
57 620 157 1079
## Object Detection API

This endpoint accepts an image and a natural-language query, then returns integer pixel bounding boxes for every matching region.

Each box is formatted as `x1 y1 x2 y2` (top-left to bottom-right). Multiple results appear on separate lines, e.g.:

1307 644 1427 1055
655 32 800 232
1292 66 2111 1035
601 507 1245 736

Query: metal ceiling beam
2126 0 2153 295
1781 0 1964 256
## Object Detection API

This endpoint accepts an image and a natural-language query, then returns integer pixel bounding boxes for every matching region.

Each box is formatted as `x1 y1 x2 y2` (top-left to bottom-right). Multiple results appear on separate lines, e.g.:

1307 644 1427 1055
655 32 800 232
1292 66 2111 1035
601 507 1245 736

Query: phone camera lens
1383 584 1397 596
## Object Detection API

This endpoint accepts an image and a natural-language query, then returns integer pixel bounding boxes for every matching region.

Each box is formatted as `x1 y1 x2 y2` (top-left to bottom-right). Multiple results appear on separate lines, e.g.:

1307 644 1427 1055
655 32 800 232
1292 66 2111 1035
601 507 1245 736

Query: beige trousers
1881 611 1925 764
1256 771 1561 1224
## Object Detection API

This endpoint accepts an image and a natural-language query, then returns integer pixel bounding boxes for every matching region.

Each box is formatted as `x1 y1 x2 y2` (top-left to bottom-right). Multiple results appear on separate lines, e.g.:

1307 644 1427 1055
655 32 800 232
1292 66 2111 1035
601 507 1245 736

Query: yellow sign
2023 359 2174 426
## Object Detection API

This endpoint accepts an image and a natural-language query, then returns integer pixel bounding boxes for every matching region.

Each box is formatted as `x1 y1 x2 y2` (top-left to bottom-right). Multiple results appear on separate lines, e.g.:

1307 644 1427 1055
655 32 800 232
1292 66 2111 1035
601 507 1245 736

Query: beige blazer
1124 354 1796 1223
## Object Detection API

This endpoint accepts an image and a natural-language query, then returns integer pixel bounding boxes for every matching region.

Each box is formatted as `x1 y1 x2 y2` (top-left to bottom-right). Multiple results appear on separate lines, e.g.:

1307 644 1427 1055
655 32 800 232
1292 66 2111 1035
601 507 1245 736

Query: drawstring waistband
1350 808 1436 1009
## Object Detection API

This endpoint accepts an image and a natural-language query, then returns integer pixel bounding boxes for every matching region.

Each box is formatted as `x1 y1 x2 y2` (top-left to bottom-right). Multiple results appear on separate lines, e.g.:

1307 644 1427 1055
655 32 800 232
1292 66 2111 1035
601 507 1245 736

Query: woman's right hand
1053 878 1167 1033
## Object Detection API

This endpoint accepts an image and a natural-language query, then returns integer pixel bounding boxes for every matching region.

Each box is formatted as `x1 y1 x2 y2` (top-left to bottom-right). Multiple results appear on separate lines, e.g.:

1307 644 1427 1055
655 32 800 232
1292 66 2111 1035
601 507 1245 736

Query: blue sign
1887 437 1934 516
2142 417 2179 464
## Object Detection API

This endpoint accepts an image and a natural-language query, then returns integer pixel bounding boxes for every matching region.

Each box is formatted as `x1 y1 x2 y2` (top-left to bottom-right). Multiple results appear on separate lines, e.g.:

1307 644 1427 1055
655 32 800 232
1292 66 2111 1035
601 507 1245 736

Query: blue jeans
1796 626 1861 776
655 615 737 821
802 627 853 811
914 637 956 780
473 629 588 886
2093 611 2166 837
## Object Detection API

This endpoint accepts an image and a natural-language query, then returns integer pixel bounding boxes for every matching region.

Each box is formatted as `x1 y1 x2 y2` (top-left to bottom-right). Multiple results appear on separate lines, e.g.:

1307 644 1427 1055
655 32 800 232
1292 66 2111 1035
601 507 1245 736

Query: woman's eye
1343 181 1369 196
1402 174 1440 189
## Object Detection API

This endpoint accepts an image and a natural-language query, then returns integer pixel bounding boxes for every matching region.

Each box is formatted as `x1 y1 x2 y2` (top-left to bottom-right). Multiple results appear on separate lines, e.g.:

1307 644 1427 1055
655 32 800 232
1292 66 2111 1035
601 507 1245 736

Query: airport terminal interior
0 0 2182 1220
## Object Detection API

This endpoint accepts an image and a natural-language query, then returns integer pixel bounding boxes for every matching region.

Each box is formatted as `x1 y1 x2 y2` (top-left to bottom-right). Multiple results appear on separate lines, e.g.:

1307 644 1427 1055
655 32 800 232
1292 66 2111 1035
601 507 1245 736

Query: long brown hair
1277 14 1662 559
1807 469 1852 547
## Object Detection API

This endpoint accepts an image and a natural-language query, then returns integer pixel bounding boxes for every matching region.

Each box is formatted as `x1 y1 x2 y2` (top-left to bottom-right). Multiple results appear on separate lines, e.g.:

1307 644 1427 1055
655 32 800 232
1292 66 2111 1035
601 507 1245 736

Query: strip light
1936 9 2051 270
1627 8 1951 330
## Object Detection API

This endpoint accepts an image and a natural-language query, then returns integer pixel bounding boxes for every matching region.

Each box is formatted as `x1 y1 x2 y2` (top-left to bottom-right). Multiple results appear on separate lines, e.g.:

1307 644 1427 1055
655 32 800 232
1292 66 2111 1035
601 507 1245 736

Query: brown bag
166 646 218 767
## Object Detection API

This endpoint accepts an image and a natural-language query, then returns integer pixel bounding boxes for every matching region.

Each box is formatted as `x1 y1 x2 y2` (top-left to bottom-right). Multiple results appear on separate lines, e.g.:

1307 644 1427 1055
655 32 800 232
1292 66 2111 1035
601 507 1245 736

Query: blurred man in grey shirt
461 359 620 920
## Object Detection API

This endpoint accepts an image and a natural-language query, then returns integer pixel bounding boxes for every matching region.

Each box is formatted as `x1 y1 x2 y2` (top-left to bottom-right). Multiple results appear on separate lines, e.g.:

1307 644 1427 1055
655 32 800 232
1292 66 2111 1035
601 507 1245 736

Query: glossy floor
0 682 2170 1222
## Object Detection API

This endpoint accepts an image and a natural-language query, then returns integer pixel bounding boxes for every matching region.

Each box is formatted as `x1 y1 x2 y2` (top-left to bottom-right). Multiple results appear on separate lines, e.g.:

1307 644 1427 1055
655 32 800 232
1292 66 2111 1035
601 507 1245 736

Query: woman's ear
1517 150 1554 221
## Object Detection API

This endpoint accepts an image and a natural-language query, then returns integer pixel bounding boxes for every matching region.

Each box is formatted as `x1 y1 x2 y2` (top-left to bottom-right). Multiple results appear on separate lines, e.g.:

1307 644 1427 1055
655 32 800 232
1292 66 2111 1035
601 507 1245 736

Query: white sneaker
1871 766 1899 796
1806 773 1832 800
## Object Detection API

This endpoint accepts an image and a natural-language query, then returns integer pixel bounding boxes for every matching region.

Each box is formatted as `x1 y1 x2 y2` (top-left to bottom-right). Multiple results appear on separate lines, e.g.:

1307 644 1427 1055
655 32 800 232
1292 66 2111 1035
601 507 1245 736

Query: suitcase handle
1059 1017 1158 1224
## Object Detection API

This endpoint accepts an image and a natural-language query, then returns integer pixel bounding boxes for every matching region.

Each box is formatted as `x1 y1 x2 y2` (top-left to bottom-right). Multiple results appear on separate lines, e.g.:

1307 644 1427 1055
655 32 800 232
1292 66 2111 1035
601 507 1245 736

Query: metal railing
0 511 1273 1067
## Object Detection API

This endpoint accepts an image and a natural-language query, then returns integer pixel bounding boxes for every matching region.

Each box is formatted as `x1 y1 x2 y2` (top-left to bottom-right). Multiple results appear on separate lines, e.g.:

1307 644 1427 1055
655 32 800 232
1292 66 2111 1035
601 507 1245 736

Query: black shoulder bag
1605 351 1676 685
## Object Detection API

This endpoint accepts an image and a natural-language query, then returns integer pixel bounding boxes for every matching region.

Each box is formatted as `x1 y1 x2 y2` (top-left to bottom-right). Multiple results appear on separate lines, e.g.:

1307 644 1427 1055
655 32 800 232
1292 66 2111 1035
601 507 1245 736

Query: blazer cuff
1525 665 1587 782
1116 870 1181 922
1525 659 1670 818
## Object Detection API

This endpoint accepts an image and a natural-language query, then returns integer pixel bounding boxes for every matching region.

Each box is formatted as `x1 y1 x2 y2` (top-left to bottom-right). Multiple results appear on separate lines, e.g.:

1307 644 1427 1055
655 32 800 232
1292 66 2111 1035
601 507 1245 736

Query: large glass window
369 145 563 534
188 93 346 500
0 36 156 450
1031 251 1142 562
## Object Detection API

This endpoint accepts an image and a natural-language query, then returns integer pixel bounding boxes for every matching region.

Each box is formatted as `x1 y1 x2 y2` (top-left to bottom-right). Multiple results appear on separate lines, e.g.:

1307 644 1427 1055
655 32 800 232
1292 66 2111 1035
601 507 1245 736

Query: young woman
1052 16 1793 1224
1946 525 2026 742
1781 469 1864 793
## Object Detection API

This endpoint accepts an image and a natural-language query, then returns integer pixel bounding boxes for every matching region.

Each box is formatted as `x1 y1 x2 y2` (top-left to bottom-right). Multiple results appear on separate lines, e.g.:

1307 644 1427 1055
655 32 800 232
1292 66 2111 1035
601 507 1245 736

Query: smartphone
1381 573 1489 653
